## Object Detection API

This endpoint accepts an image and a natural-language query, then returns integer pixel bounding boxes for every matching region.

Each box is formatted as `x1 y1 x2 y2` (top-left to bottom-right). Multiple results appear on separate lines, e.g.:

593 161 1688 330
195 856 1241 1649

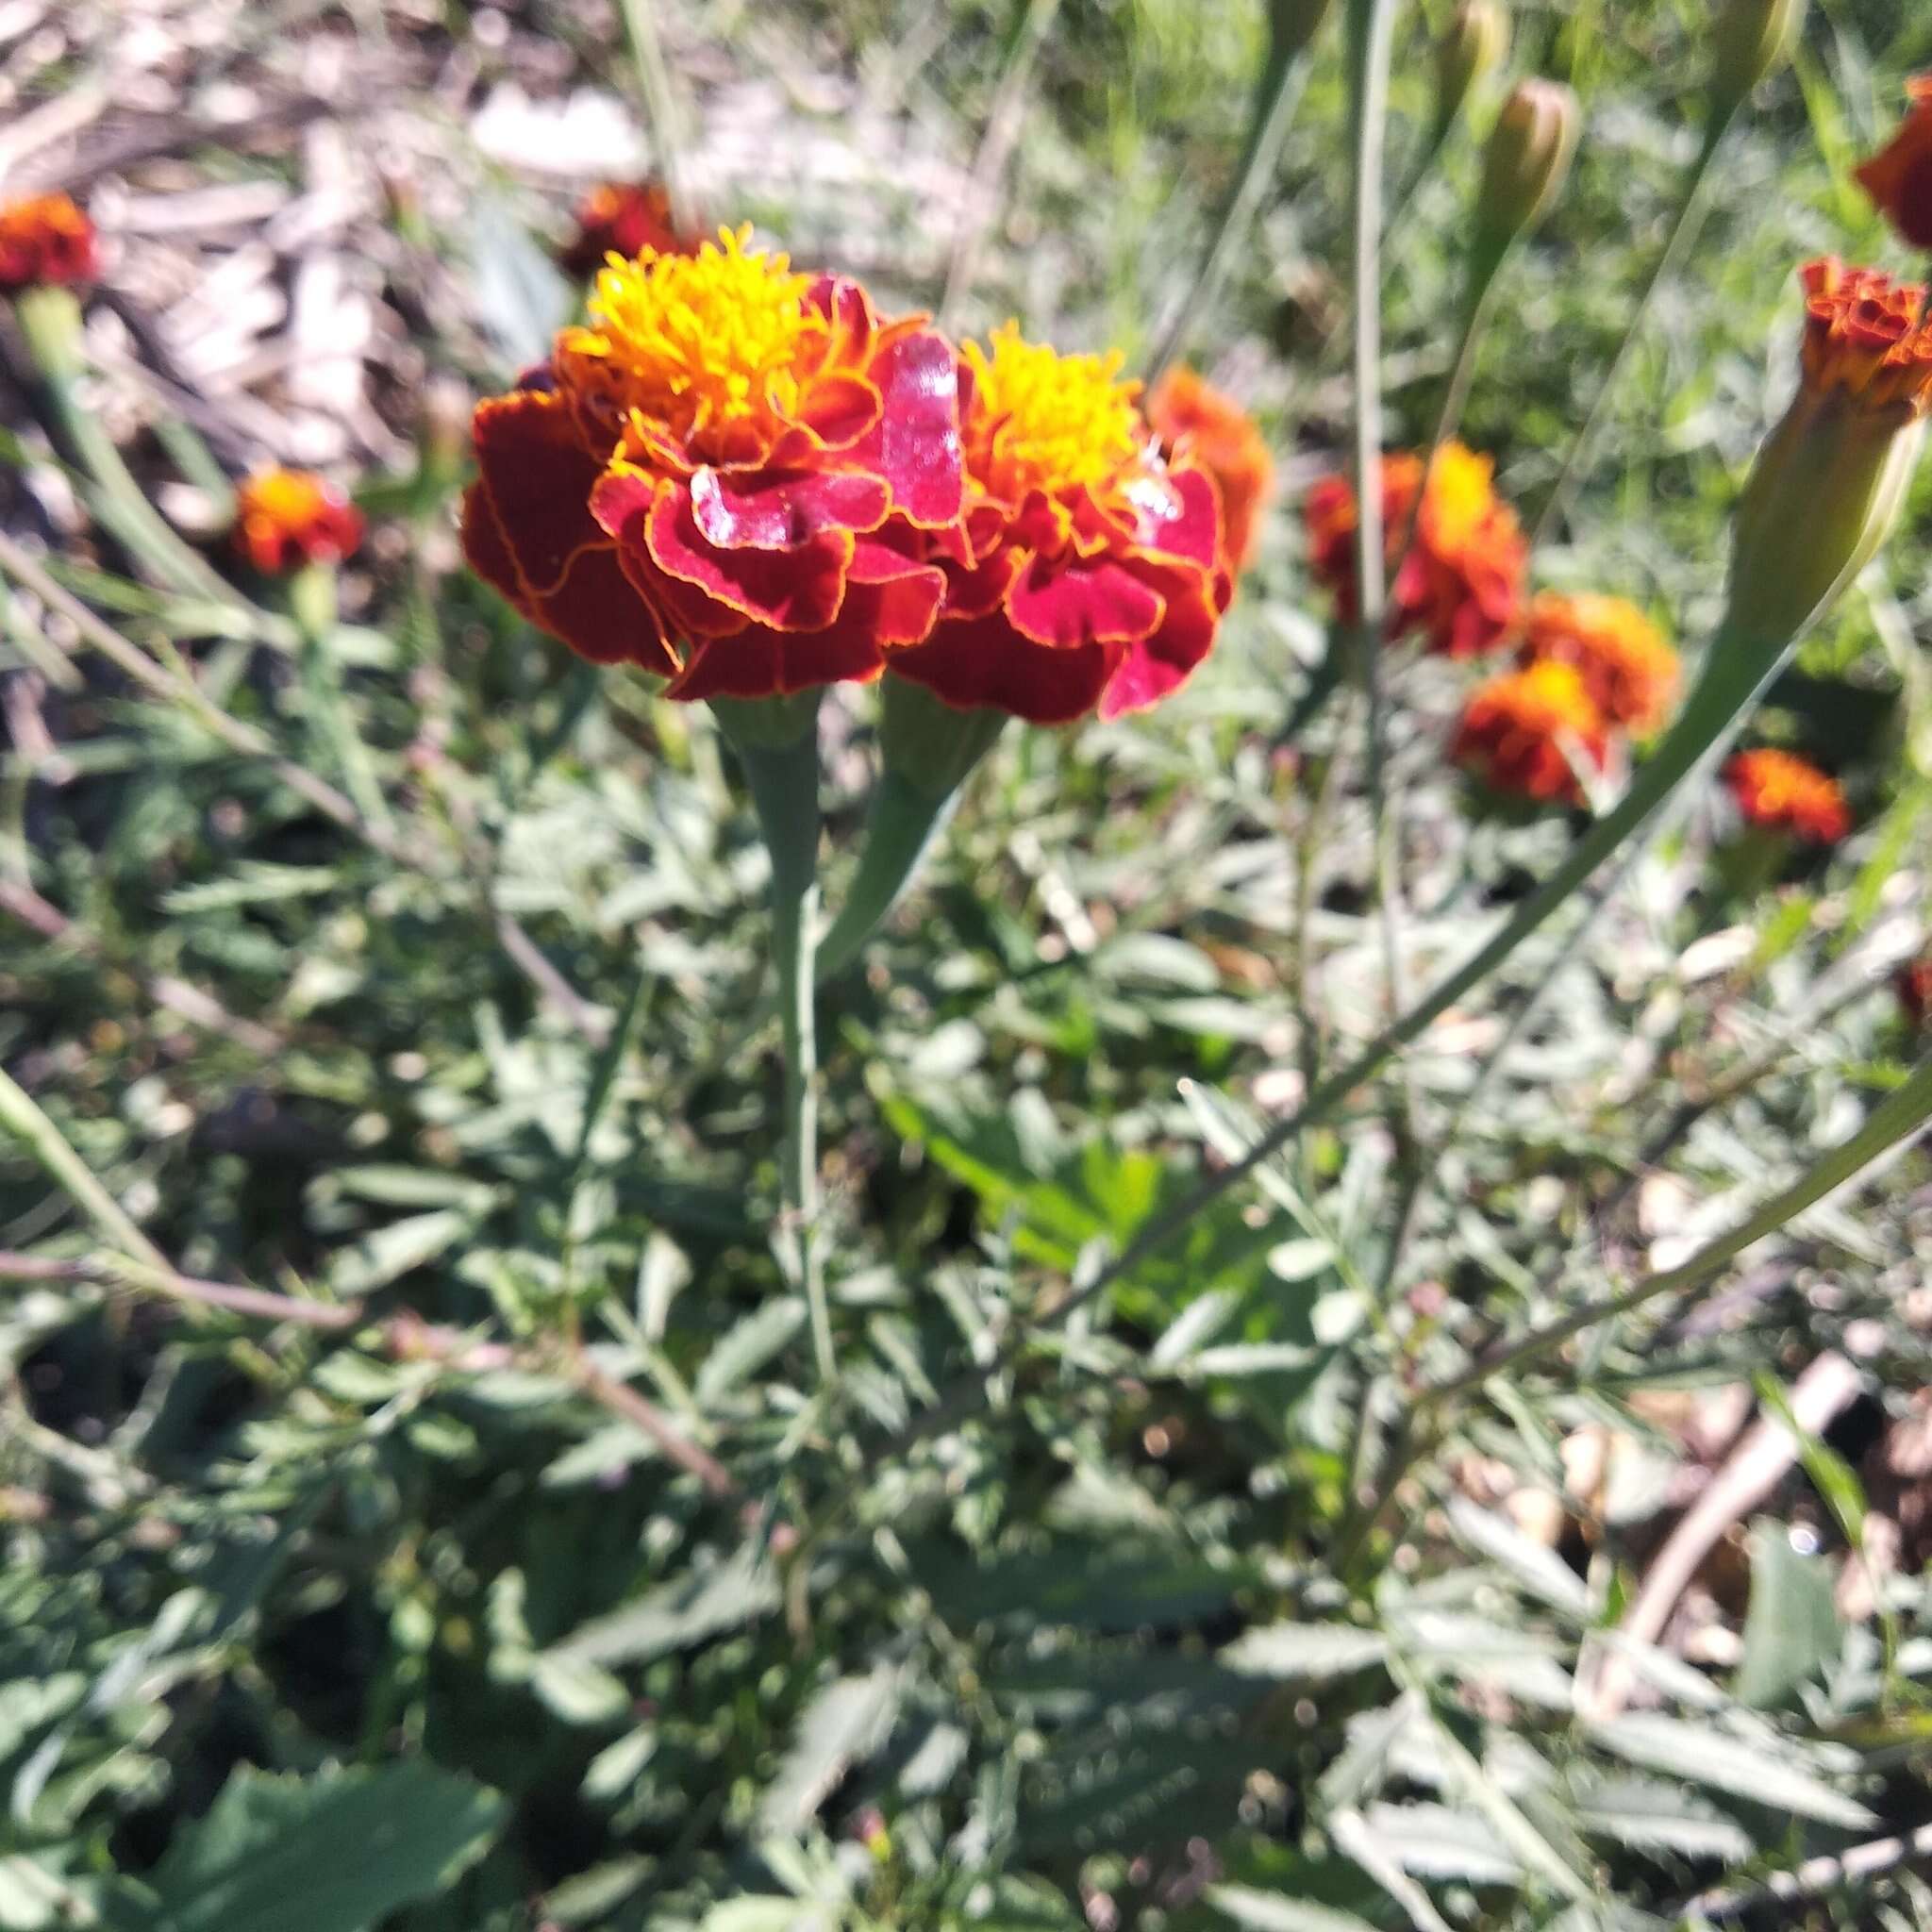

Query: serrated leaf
1587 1713 1876 1828
328 1209 474 1298
1358 1801 1520 1885
1574 1777 1752 1862
1222 1624 1390 1681
549 1545 779 1668
757 1664 902 1836
1206 1889 1379 1932
1444 1496 1591 1619
694 1297 807 1405
138 1764 503 1932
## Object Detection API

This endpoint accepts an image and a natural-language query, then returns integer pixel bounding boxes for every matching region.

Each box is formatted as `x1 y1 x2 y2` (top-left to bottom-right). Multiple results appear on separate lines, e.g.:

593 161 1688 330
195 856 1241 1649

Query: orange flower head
1797 258 1932 416
0 192 98 291
884 322 1232 724
1522 591 1679 737
1898 952 1932 1029
1452 659 1607 806
1144 363 1276 571
1724 749 1850 844
462 225 965 699
558 180 693 280
1305 441 1525 658
232 469 364 575
1855 77 1932 253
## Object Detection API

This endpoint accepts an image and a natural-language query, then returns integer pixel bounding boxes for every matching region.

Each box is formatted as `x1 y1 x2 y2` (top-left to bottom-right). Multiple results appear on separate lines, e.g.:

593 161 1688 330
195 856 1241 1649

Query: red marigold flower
1521 591 1679 738
0 192 98 291
1304 441 1525 658
1144 363 1275 571
1724 748 1850 844
1452 659 1607 806
1899 952 1932 1028
232 468 364 575
461 225 963 700
1855 77 1932 253
1796 258 1932 413
884 323 1231 724
558 180 693 280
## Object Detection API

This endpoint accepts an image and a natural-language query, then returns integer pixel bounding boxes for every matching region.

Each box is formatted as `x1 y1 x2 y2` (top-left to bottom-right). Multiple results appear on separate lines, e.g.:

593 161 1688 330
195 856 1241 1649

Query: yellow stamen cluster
966 323 1142 502
558 225 818 453
1418 442 1499 552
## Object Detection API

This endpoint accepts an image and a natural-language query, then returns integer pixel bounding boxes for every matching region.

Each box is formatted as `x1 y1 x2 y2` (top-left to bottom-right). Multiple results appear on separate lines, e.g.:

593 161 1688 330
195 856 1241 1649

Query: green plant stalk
1426 1051 1932 1402
941 0 1064 325
12 287 241 608
0 1062 175 1281
1531 108 1735 547
711 693 832 1385
289 561 392 835
816 680 1005 983
616 0 696 238
1142 0 1328 378
1057 619 1793 1329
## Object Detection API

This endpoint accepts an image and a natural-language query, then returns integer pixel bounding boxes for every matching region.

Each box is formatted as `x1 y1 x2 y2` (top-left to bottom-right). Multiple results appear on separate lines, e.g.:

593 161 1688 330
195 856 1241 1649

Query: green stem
1531 108 1733 548
616 0 697 238
289 562 392 835
1423 1052 1932 1404
711 695 832 1385
1142 0 1329 378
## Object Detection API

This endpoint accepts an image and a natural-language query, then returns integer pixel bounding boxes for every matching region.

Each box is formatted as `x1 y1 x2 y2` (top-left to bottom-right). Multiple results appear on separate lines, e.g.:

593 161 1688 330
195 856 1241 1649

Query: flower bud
1434 0 1509 137
1710 0 1806 116
1475 79 1579 249
1724 259 1932 649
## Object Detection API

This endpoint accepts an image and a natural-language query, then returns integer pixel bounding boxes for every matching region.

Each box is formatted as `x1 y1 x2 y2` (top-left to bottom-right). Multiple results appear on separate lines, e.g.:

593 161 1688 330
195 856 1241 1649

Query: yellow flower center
964 322 1142 502
241 469 328 527
558 225 817 454
1421 442 1497 553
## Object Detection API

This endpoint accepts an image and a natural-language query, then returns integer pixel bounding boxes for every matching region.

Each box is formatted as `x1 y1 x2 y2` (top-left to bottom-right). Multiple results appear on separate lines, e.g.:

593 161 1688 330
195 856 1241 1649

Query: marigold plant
231 468 364 575
461 225 963 700
1521 591 1679 737
1305 441 1525 658
1724 747 1850 843
558 180 692 279
1452 658 1607 805
885 323 1230 724
1856 75 1932 251
1144 363 1275 571
0 192 97 291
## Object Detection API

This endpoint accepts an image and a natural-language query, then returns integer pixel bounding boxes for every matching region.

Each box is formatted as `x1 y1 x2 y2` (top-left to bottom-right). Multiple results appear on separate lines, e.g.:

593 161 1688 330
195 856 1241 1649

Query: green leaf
1587 1713 1876 1828
757 1664 902 1836
1222 1624 1390 1682
694 1297 808 1404
138 1764 504 1932
1206 1889 1380 1932
548 1545 780 1668
1734 1519 1841 1708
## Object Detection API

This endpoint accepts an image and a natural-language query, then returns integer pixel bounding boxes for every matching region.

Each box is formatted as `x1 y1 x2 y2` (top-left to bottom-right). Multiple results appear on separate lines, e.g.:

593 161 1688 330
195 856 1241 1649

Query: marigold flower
1899 953 1932 1029
1305 441 1525 658
1452 659 1607 806
0 192 97 291
1855 76 1932 252
1145 364 1275 571
461 225 963 699
1522 591 1679 737
232 468 364 575
558 180 692 280
1724 748 1849 844
884 323 1231 724
1796 258 1932 411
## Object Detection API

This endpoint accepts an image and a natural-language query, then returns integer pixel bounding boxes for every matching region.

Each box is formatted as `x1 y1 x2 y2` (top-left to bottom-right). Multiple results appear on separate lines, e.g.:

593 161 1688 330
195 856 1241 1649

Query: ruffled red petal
1129 462 1221 572
638 476 855 634
1097 559 1222 720
668 608 886 702
591 469 747 641
889 613 1117 725
1005 552 1164 649
850 328 964 529
688 466 890 550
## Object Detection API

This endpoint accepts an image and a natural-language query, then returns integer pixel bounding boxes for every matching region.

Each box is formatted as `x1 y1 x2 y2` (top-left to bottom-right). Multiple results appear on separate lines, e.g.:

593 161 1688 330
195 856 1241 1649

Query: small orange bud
232 469 365 575
1434 0 1509 137
0 192 97 291
1711 0 1806 116
1724 749 1849 845
1476 79 1579 248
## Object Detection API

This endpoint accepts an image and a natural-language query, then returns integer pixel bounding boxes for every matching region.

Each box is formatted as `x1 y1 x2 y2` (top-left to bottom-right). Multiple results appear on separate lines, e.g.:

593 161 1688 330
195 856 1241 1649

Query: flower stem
1531 109 1733 548
711 694 831 1385
616 0 697 239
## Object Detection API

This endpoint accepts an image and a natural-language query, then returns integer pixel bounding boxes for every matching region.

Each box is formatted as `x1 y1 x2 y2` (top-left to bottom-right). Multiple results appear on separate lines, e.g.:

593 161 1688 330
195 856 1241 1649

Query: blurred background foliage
1 0 1931 1927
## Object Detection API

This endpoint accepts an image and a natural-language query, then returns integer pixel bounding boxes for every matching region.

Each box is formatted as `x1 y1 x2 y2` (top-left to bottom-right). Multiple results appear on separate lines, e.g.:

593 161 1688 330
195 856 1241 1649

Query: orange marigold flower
1724 749 1850 844
461 225 963 699
1144 363 1275 571
0 192 97 291
885 323 1231 724
558 180 693 280
232 469 364 575
1898 952 1932 1028
1855 76 1932 253
1797 258 1932 414
1521 591 1679 737
1452 659 1607 806
1304 441 1525 658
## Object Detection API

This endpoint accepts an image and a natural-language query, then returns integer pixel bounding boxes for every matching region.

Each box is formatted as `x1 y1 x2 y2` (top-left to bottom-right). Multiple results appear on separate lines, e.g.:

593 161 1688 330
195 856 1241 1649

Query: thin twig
0 1249 360 1328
